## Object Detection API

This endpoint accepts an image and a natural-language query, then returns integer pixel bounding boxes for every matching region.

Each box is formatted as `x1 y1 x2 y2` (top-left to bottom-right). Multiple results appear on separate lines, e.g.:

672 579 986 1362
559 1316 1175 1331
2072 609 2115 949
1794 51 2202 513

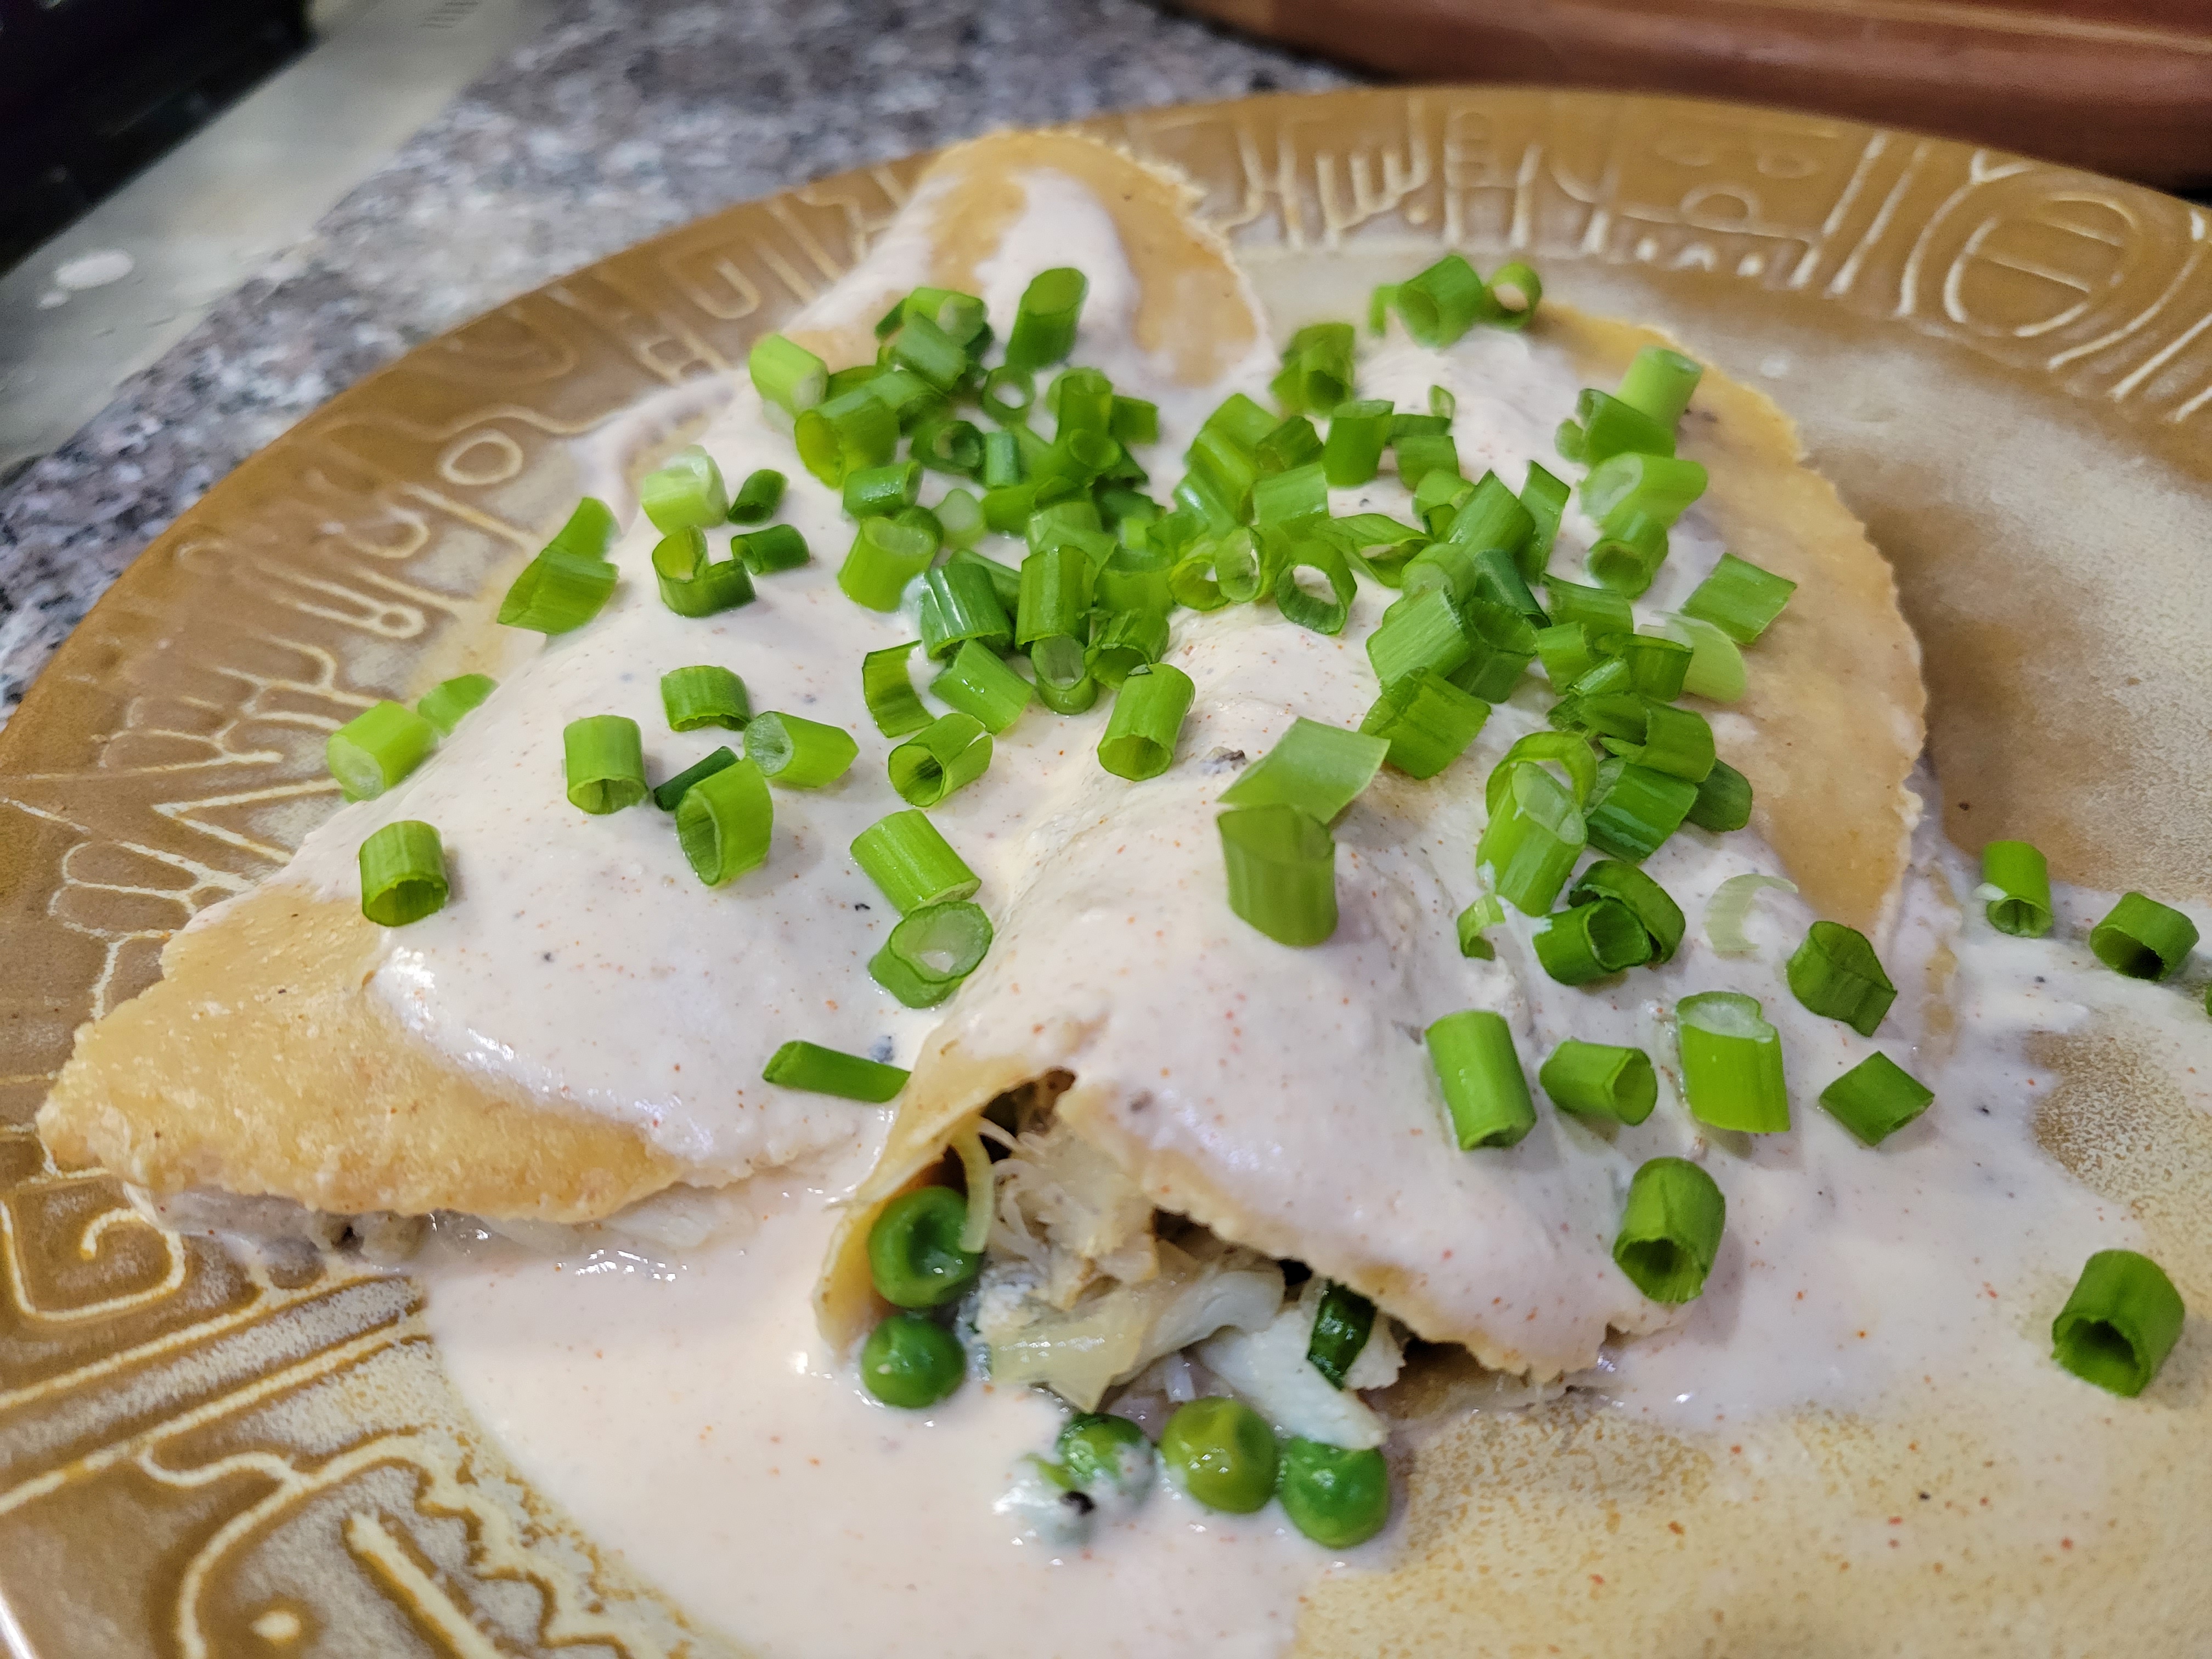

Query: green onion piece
1401 541 1482 608
1415 473 1474 540
1484 261 1542 329
1979 840 2054 937
1391 412 1451 441
1427 383 1456 421
1681 552 1796 644
749 334 828 416
889 712 992 807
652 529 757 618
866 366 943 430
1675 991 1790 1132
1568 661 1634 704
1015 544 1092 647
1613 1158 1725 1302
1367 587 1471 686
1257 415 1324 475
652 745 737 811
942 549 1015 617
733 522 808 575
1581 453 1709 526
1587 507 1670 597
562 715 648 815
1368 284 1397 334
1096 544 1174 617
1611 634 1692 702
1820 1053 1934 1147
1657 613 1746 702
1101 488 1162 531
1272 320 1357 415
640 445 730 532
1214 527 1274 605
1539 1040 1657 1125
1322 399 1392 488
1572 389 1677 464
936 488 986 551
1468 546 1547 627
726 467 786 525
1393 431 1460 492
1456 893 1504 959
1533 897 1654 985
1274 538 1357 634
2090 891 2200 980
1425 1009 1536 1149
1787 920 1898 1036
675 757 772 884
979 366 1035 426
1396 253 1488 348
1111 396 1160 447
1168 540 1232 612
1686 757 1753 832
1543 578 1632 638
1219 803 1336 946
2051 1249 2187 1398
1442 470 1536 561
1515 461 1568 579
1616 346 1704 432
1005 267 1088 371
795 388 899 488
981 433 1026 495
1601 700 1715 783
1098 663 1195 782
1186 431 1261 524
762 1040 907 1103
851 809 979 913
1535 623 1597 687
328 701 437 801
1569 860 1685 964
822 364 879 400
1477 761 1587 915
1087 608 1171 690
918 562 1013 662
1252 462 1328 528
889 311 969 391
660 664 750 732
929 641 1033 733
746 712 859 787
1703 872 1797 955
1584 758 1699 863
859 644 928 739
868 899 995 1008
1450 597 1539 702
358 820 449 926
843 460 922 518
544 495 618 562
1306 1282 1376 1389
838 515 937 611
416 673 495 737
497 546 618 634
1049 366 1115 432
1030 633 1098 715
1360 669 1490 780
1555 417 1589 466
1483 732 1599 816
1219 718 1389 825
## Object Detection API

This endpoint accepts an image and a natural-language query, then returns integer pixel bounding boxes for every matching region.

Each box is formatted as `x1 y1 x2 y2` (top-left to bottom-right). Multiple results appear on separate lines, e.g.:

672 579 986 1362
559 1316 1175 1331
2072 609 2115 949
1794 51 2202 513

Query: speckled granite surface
0 0 1353 720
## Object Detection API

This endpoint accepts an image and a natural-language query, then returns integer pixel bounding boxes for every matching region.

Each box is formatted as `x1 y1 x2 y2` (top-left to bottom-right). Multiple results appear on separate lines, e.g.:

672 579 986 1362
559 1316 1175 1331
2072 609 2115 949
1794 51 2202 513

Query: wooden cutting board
1175 0 2212 189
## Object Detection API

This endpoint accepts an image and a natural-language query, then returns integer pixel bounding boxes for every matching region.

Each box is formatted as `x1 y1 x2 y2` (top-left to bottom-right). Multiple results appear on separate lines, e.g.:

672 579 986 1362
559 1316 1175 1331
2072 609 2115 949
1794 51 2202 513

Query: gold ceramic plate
4 87 2211 1654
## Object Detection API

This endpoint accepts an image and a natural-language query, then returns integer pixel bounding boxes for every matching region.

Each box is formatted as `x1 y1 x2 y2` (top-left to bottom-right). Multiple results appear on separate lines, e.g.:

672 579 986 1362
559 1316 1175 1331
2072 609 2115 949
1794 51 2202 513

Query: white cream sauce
266 167 2207 1652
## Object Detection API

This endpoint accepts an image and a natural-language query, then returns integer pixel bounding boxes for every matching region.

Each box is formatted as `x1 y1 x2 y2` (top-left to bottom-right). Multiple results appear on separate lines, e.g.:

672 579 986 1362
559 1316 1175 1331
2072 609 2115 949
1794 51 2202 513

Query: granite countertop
0 0 1355 721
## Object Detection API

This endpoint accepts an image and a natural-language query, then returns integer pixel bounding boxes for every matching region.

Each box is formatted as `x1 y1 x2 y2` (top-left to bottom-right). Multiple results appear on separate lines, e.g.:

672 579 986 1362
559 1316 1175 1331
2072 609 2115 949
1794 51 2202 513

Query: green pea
1160 1397 1278 1513
867 1186 981 1308
860 1312 964 1408
1276 1437 1391 1548
1057 1413 1154 1504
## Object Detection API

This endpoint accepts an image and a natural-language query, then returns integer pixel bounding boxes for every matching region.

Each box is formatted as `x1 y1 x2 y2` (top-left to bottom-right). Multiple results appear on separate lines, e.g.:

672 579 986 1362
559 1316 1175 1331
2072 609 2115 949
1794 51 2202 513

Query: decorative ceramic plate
4 86 2209 1655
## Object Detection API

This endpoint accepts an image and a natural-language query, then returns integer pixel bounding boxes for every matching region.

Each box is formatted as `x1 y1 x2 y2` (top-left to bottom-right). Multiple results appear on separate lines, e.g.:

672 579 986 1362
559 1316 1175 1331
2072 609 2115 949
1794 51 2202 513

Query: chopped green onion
2090 892 2199 980
1015 544 1092 646
1005 267 1088 371
1533 898 1654 985
1613 1158 1725 1302
544 496 618 562
749 334 828 416
746 712 859 787
1322 399 1392 488
1098 663 1195 782
416 673 495 737
868 900 994 1008
1442 471 1535 561
1483 732 1599 815
652 528 757 618
1111 396 1160 446
838 515 938 611
1979 840 2053 937
1306 1282 1376 1389
1600 700 1715 783
1567 659 1634 704
1367 588 1470 686
1186 430 1261 521
562 715 648 814
652 745 738 811
917 562 1012 662
1581 453 1709 526
1681 553 1796 644
1219 718 1388 823
1451 597 1539 702
763 1040 907 1103
727 467 786 524
1587 507 1670 597
1544 578 1632 638
1477 761 1587 915
1516 464 1568 581
842 460 922 518
916 418 987 477
1086 608 1170 690
1166 539 1231 612
1657 613 1746 702
889 311 969 391
929 641 1033 733
1675 991 1790 1132
1787 920 1898 1035
1568 860 1685 964
1535 622 1597 686
2051 1249 2187 1398
1468 546 1547 627
1425 1009 1536 1149
1252 461 1328 527
1616 346 1703 432
1272 320 1357 415
936 488 986 551
796 388 899 488
737 523 811 574
1367 284 1397 334
675 756 772 884
1539 1040 1657 1125
1584 759 1699 863
1396 253 1488 348
1485 261 1542 329
1257 415 1324 475
1029 633 1098 715
358 820 448 927
981 432 1026 494
641 445 730 532
1219 803 1336 946
1456 893 1504 959
1274 538 1356 634
1391 412 1451 441
889 713 992 807
1096 544 1173 617
977 365 1035 426
1820 1053 1933 1147
861 643 931 738
851 809 979 913
1214 527 1272 605
867 366 944 429
1610 634 1692 702
823 365 879 401
328 701 437 801
1703 872 1797 955
1568 390 1676 466
497 546 618 634
1360 669 1490 779
1686 757 1753 832
661 664 750 731
1393 432 1460 492
1427 383 1456 421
